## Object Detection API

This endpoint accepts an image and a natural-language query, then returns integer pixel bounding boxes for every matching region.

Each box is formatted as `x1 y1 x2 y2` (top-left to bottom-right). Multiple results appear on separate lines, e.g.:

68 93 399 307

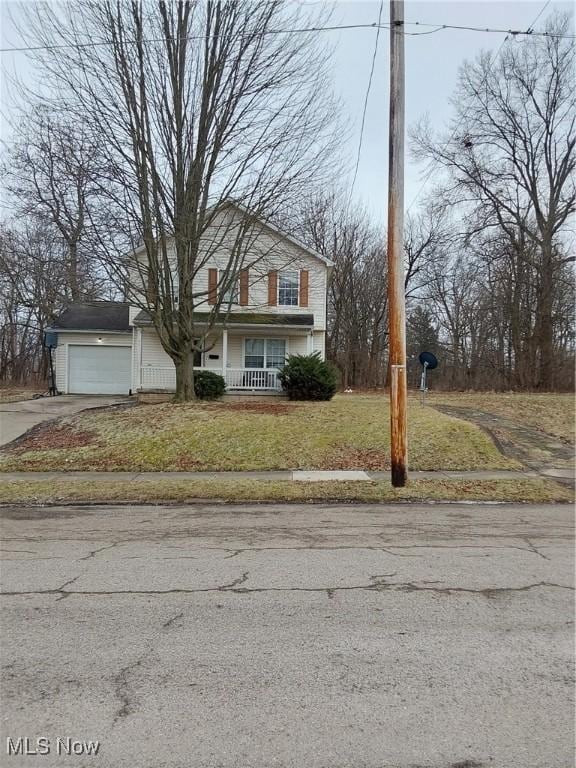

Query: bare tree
19 0 340 400
0 220 95 384
2 107 103 302
293 194 389 388
403 201 452 300
412 13 575 389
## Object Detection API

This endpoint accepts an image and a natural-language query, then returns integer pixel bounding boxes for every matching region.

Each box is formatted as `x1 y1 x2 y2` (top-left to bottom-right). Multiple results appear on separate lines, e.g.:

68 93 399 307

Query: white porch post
307 331 314 354
137 328 143 390
222 328 228 384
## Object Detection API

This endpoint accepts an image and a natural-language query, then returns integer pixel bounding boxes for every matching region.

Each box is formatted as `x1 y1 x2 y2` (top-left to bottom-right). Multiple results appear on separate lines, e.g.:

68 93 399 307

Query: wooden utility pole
387 0 408 487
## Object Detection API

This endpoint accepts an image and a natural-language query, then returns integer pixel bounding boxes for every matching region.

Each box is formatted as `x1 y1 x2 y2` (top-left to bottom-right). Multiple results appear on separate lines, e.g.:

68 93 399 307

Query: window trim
243 337 288 369
277 270 300 307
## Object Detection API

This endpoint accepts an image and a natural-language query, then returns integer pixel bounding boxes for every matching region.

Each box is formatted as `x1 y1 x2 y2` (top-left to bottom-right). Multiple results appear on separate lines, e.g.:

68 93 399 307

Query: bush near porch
0 394 520 472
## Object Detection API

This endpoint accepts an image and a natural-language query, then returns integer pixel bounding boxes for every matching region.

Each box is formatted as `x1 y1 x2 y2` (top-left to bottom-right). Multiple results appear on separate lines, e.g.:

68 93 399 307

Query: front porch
133 320 323 395
140 365 283 393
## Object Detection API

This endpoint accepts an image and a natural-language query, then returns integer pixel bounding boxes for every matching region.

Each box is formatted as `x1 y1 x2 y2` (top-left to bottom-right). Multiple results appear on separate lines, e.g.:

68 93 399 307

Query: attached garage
48 302 134 395
68 345 132 395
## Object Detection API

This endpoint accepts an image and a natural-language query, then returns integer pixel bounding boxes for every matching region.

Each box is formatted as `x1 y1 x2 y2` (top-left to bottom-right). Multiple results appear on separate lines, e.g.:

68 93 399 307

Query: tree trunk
68 241 80 301
536 243 555 390
173 351 196 402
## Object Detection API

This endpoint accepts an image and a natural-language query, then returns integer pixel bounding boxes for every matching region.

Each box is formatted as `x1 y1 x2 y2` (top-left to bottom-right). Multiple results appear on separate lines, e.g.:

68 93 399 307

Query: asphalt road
1 502 574 768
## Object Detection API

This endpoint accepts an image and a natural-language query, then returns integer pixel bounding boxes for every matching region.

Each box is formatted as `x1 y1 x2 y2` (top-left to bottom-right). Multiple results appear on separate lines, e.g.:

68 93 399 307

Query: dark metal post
387 0 408 486
48 347 57 396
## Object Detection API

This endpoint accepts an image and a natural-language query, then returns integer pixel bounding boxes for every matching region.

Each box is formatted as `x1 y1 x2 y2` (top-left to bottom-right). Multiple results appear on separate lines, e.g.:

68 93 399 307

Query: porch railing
140 366 282 392
141 366 176 390
224 368 282 391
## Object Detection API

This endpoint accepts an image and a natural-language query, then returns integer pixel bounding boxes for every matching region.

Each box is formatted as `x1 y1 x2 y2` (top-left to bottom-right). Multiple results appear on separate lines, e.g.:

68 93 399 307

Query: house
48 205 333 396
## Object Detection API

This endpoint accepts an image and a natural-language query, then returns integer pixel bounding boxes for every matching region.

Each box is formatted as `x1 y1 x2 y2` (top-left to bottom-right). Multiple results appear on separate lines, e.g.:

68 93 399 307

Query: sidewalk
1 468 573 483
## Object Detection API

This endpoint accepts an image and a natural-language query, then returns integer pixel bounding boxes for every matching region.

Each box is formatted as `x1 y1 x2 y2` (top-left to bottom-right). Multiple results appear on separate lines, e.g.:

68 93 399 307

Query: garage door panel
68 345 131 395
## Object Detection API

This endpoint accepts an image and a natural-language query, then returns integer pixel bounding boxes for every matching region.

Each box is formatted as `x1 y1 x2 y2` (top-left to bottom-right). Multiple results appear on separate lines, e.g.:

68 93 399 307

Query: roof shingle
50 302 131 332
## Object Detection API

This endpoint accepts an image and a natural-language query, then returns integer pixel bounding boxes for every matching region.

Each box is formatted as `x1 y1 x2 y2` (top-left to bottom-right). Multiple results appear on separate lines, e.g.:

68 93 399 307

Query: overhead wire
348 0 385 204
0 17 573 54
405 0 558 212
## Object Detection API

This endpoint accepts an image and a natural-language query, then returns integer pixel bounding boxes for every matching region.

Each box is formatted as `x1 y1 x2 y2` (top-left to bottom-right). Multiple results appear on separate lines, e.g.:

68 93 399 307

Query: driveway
0 395 131 447
0 502 573 767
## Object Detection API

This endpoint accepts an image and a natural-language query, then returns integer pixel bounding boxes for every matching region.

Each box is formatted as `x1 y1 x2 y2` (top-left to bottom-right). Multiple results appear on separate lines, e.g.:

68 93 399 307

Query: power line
406 0 559 213
525 0 552 32
0 18 573 54
349 0 384 203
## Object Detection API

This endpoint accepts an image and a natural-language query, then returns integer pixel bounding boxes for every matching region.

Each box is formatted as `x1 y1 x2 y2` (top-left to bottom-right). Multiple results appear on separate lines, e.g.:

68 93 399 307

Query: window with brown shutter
208 268 218 305
239 269 249 306
268 270 278 306
299 269 309 307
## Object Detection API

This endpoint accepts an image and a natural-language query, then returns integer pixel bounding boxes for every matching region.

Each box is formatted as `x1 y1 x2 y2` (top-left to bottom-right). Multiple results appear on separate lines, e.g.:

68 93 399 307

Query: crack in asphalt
220 571 250 590
523 538 551 561
2 580 572 599
162 611 184 629
56 572 83 596
112 653 150 726
77 541 124 561
0 548 39 555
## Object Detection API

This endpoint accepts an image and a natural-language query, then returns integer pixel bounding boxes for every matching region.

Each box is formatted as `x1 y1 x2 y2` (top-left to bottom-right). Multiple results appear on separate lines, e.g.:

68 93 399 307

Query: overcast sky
1 0 573 223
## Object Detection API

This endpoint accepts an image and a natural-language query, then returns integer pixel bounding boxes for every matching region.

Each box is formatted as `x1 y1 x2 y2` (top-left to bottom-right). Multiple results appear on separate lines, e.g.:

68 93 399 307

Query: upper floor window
220 270 238 305
278 271 299 306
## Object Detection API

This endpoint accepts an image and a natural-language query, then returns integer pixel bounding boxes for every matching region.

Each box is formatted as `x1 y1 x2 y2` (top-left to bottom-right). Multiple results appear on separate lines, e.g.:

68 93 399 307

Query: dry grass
429 392 575 443
0 395 518 472
0 477 572 505
0 388 39 404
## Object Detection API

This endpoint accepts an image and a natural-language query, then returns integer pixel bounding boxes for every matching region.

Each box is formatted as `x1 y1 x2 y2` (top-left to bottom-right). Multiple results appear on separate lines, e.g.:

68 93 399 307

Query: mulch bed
4 423 99 454
213 402 300 416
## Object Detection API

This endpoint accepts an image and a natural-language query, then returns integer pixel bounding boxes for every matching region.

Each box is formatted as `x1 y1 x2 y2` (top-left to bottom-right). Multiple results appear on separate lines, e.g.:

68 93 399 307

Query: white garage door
68 345 132 395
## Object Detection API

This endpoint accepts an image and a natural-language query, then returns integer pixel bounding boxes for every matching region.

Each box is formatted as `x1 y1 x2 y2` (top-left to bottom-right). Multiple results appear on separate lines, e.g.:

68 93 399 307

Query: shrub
278 353 337 401
194 370 226 400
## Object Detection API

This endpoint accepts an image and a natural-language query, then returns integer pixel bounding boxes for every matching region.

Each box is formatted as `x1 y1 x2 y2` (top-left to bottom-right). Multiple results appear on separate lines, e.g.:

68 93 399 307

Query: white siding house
48 204 332 396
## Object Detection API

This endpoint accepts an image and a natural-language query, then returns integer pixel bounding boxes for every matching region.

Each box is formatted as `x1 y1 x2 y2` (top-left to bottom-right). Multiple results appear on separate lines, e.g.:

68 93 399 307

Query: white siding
131 327 141 391
53 332 133 394
139 327 310 389
313 331 325 359
130 205 330 331
140 329 224 371
129 305 141 325
227 335 243 369
286 336 308 356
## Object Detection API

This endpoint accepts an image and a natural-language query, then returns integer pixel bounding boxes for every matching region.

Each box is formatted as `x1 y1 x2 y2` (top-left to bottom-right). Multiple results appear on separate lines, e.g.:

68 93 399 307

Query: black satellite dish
418 352 438 403
418 351 438 370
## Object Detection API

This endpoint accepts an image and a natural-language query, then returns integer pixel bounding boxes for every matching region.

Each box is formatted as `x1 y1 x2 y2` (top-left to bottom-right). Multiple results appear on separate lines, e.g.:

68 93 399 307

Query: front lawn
429 392 575 443
0 395 518 472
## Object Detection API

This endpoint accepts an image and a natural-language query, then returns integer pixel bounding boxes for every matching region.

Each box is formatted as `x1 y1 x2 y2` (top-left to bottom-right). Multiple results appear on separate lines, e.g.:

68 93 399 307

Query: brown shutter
208 268 218 305
299 269 309 308
239 268 249 306
268 270 278 306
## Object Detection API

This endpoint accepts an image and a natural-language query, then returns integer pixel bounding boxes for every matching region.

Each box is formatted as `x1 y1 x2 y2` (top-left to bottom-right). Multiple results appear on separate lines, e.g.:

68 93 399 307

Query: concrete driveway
0 395 131 447
0 502 573 767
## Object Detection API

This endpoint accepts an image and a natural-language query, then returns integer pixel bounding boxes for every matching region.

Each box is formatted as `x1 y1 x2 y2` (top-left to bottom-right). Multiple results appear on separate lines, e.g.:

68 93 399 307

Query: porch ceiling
132 310 314 329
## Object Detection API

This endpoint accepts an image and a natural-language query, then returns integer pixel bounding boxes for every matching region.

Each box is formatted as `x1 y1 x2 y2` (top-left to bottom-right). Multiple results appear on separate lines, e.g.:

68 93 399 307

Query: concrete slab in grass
292 470 372 482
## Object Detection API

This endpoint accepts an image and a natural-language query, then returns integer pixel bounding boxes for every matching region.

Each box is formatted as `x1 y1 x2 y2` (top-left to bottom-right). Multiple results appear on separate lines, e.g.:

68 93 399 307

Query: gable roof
223 201 335 268
50 302 131 332
130 201 335 268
